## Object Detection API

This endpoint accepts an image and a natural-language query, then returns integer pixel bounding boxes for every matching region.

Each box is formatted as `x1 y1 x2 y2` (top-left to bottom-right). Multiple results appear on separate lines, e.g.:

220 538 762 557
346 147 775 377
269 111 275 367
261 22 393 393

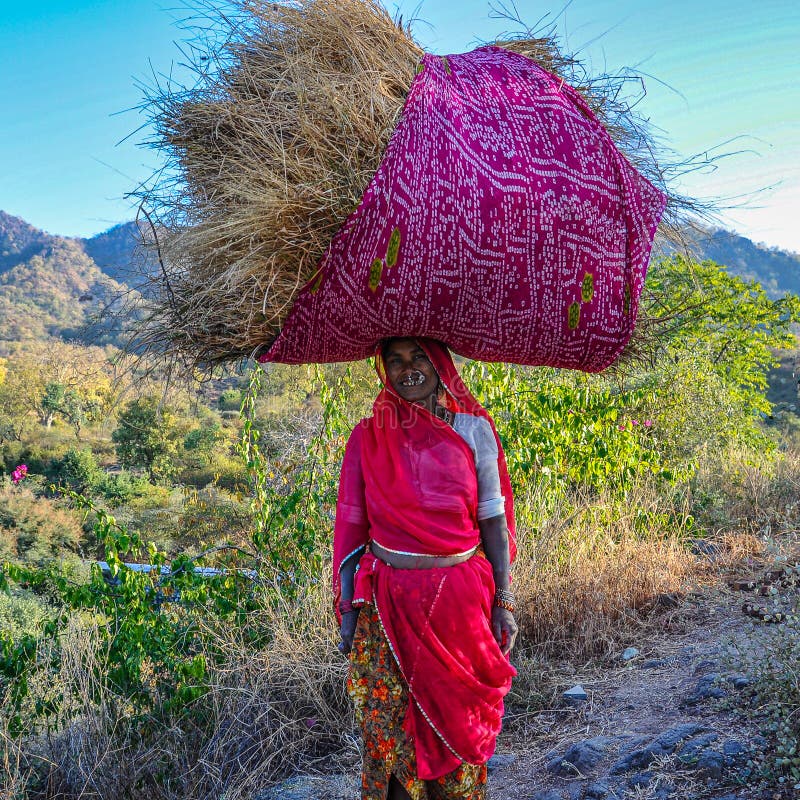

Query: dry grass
692 445 800 537
132 0 696 374
135 0 422 371
8 580 354 800
512 482 698 660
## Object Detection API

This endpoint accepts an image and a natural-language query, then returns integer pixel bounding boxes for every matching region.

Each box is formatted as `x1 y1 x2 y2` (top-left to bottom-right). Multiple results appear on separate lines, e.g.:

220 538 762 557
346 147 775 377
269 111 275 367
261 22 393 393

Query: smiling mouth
399 371 426 387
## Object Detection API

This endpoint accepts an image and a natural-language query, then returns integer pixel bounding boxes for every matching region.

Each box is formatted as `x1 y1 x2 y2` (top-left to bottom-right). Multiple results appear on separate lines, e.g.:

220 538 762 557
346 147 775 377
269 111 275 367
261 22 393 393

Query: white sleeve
472 418 506 520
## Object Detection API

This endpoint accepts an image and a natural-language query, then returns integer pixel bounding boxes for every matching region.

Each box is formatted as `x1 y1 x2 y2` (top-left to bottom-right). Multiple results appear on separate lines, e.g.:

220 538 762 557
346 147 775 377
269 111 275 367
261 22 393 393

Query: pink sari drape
333 340 516 779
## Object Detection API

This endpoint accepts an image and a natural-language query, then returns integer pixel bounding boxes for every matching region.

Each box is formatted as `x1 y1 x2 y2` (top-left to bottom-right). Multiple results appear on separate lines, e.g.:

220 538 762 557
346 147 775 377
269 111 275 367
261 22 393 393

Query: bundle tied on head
135 0 683 375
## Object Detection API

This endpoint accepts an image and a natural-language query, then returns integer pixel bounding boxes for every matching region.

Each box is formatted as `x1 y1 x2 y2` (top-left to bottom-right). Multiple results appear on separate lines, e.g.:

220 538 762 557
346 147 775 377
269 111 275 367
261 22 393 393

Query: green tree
52 448 101 494
183 422 224 466
112 396 180 482
39 382 65 429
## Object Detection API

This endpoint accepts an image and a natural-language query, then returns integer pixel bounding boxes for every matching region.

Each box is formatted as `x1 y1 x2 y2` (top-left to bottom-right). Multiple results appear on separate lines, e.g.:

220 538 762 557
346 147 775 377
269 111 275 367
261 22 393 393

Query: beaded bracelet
339 599 356 615
493 588 516 613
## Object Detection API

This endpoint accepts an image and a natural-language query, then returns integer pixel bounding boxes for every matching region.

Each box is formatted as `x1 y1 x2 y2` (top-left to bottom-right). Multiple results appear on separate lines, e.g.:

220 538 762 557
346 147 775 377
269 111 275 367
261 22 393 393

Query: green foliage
51 447 102 494
183 422 223 462
112 396 181 481
463 362 671 497
218 387 242 411
728 613 800 790
637 255 800 457
0 590 49 639
0 493 256 734
94 470 158 507
0 363 362 738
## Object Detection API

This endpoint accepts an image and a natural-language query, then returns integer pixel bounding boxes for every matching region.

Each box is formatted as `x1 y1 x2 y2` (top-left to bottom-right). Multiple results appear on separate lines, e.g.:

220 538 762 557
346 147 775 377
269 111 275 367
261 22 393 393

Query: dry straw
133 0 693 374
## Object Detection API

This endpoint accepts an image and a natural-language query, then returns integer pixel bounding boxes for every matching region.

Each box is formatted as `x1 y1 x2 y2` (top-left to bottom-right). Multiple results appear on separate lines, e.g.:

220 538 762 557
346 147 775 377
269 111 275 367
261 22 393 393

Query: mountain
657 226 800 299
0 210 55 273
81 221 157 285
0 213 130 351
0 210 798 354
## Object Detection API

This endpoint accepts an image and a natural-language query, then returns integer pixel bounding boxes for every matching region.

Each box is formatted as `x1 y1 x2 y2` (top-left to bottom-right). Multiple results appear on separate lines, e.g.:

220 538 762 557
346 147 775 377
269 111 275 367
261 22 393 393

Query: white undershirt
452 413 506 520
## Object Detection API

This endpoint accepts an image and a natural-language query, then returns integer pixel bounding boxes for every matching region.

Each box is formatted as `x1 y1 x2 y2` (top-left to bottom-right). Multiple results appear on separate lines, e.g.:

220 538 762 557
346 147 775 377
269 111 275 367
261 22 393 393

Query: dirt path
260 557 799 800
490 567 799 800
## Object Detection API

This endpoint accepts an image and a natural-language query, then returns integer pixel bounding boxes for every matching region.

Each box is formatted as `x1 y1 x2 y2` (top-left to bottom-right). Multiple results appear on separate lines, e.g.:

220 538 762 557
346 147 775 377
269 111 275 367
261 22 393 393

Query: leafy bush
0 589 49 639
726 608 800 791
112 396 181 482
0 486 85 568
95 470 159 508
51 447 102 494
218 387 242 411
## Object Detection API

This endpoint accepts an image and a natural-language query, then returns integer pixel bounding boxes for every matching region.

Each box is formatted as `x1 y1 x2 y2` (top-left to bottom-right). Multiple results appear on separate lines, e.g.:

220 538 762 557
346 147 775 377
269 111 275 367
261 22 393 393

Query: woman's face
383 339 439 408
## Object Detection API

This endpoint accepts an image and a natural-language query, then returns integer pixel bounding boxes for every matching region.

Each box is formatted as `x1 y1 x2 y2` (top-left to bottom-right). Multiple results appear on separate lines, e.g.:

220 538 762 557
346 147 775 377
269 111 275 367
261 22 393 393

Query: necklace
434 404 455 427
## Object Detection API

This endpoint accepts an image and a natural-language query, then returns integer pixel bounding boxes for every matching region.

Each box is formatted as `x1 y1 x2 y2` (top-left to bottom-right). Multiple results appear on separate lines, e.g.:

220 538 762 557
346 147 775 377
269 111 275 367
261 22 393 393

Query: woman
333 337 518 800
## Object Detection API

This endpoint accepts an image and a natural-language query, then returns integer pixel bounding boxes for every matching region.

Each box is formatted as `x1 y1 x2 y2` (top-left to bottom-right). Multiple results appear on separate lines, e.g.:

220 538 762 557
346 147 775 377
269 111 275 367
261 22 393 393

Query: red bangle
339 599 355 615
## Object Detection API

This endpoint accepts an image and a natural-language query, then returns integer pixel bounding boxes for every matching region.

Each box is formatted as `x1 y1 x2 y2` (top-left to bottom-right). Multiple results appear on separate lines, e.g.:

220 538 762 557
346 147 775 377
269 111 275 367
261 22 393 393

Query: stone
696 749 725 780
547 736 615 776
654 592 681 608
691 539 721 558
693 659 717 674
677 732 719 761
654 722 706 751
683 673 727 706
642 658 669 668
622 647 640 661
563 684 588 701
531 791 564 800
721 739 749 763
627 770 654 788
487 753 517 774
728 675 751 690
585 780 611 798
610 724 704 774
254 775 351 800
564 783 584 800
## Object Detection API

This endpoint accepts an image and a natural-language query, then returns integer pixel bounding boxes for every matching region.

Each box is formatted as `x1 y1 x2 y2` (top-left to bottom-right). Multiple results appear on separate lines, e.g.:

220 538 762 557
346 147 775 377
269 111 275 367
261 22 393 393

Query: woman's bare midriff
370 540 477 569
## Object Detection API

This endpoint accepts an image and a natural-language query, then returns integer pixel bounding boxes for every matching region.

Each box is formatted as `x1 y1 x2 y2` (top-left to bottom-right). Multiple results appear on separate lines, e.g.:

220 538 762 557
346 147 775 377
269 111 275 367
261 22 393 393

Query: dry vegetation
6 443 799 799
133 0 695 373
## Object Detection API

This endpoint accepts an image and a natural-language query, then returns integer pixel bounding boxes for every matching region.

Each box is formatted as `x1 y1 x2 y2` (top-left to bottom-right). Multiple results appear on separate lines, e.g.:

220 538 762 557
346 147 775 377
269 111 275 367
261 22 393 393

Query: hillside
0 213 131 351
659 225 800 299
81 221 156 285
0 211 55 273
0 211 798 354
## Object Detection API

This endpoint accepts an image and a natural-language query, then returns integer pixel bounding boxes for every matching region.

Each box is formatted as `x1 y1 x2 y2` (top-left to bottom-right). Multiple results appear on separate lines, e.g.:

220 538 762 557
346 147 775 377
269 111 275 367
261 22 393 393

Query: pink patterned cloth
260 46 667 370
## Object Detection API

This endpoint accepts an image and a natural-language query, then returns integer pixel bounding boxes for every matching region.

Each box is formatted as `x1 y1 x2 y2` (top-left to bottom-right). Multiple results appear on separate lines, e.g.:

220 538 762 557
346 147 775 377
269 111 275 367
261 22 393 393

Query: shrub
51 447 102 494
0 486 85 568
218 387 242 412
95 470 155 507
112 396 181 481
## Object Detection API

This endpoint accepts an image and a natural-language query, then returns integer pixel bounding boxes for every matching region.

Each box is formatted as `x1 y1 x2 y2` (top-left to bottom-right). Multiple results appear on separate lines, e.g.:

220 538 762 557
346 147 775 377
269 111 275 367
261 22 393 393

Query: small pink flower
11 464 27 485
631 419 639 426
643 420 653 427
618 424 626 431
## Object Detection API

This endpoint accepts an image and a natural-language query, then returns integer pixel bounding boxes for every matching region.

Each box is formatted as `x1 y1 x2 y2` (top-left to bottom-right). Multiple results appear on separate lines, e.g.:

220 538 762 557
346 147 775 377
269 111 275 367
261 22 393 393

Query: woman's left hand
491 606 518 655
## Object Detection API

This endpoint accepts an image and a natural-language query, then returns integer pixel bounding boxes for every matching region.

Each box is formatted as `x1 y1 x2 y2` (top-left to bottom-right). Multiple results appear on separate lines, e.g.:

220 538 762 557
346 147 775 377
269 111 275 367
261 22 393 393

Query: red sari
333 340 516 782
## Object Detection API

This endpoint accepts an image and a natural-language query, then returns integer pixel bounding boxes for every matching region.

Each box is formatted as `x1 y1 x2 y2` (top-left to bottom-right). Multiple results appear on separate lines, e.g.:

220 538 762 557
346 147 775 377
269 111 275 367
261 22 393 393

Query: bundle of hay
135 0 688 373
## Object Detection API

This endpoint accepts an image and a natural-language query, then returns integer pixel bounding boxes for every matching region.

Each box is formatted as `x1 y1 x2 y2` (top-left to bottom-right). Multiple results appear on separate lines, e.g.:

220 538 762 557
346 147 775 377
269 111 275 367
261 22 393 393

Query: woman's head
380 338 441 411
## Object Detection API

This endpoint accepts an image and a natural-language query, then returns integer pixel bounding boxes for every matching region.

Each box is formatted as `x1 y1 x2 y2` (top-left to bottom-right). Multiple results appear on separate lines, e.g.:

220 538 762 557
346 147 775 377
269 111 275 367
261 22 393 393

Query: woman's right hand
338 609 361 655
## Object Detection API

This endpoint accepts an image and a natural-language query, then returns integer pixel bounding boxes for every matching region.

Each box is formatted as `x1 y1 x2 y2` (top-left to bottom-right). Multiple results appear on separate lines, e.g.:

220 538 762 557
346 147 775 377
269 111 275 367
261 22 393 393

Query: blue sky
1 0 798 252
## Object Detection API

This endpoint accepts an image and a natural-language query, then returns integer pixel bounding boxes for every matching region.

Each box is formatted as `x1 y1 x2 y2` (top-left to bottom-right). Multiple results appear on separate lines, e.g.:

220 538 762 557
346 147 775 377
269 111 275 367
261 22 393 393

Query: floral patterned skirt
347 604 488 800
